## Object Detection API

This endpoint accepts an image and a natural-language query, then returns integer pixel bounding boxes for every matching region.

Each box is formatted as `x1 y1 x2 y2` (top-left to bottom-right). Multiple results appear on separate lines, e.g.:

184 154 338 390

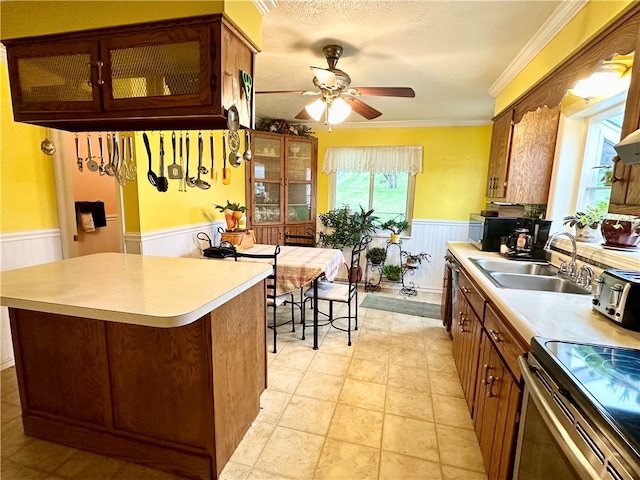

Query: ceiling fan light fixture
327 97 352 124
305 98 326 121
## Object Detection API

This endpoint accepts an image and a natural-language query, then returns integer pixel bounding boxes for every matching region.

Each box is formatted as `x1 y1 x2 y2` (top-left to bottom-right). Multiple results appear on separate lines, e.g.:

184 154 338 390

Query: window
334 171 413 223
323 145 422 227
576 108 624 209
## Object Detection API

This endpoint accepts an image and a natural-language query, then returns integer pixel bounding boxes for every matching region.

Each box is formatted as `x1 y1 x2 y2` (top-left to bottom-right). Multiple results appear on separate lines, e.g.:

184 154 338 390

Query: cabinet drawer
459 269 486 321
484 303 527 381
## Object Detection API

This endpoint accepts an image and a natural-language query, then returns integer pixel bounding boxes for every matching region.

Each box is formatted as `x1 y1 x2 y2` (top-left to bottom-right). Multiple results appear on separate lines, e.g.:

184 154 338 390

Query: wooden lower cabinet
473 332 522 480
452 292 482 412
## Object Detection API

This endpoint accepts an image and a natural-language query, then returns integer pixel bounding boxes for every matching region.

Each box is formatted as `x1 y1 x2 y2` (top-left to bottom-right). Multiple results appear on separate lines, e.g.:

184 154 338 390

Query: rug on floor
360 295 441 319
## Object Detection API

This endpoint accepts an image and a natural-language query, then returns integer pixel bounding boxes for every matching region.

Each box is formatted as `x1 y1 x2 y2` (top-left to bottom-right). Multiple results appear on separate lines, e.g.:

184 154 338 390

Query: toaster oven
592 269 640 331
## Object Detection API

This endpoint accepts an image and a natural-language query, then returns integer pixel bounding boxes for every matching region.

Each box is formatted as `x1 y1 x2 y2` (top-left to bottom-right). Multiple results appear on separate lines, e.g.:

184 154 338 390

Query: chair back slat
347 235 372 290
234 245 280 302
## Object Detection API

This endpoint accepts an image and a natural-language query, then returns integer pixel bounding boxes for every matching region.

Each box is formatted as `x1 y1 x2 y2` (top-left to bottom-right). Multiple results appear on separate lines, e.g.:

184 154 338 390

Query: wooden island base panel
10 281 266 480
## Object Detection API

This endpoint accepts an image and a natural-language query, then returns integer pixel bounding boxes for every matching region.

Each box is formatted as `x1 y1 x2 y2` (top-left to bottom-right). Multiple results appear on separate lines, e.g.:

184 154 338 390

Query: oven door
513 356 598 480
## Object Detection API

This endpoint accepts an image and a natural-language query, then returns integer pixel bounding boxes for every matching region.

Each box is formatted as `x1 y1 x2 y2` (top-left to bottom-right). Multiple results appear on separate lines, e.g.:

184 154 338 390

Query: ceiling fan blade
310 66 337 88
256 90 307 95
295 108 312 120
346 98 382 120
349 87 415 98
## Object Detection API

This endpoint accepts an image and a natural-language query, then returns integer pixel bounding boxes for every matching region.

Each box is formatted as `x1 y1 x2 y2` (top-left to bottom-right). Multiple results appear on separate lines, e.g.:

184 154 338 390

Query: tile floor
1 291 487 480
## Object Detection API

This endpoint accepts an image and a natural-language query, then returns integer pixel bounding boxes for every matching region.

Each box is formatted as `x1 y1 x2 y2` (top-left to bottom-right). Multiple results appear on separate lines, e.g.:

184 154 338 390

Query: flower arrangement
256 118 314 137
214 200 247 231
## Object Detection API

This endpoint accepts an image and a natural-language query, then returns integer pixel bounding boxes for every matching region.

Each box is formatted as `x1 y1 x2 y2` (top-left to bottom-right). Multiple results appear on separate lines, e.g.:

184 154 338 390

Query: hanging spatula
222 134 231 185
168 131 183 179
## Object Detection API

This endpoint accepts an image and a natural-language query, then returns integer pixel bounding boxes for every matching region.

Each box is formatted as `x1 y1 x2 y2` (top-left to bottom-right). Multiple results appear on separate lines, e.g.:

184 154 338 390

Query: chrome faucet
576 265 595 290
544 231 577 277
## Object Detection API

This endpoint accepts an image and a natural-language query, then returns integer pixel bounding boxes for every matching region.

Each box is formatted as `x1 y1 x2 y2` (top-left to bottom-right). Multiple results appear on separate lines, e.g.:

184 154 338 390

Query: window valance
322 145 423 176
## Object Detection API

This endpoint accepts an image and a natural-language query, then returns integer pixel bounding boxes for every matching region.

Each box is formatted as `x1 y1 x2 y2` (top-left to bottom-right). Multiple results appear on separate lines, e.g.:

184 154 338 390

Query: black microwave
468 214 518 251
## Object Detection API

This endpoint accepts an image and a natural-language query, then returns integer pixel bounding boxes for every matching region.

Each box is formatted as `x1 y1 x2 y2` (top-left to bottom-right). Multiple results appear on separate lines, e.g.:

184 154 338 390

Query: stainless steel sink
470 258 557 276
489 273 591 295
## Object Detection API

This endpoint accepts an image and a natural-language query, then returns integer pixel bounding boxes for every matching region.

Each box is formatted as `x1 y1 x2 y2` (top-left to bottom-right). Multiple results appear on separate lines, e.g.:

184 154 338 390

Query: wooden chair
301 235 372 346
233 246 291 354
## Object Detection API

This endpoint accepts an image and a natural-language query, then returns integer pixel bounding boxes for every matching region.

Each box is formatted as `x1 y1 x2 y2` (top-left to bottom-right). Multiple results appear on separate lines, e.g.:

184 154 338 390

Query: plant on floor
381 264 402 281
366 247 387 265
317 206 378 249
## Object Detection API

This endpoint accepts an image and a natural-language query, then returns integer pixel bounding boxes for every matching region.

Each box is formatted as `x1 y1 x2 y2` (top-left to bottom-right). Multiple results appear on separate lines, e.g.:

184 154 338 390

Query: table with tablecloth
236 244 346 349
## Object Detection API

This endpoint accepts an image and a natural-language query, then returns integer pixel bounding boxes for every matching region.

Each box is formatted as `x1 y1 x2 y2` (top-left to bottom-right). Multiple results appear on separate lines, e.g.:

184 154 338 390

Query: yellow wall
495 0 634 113
314 126 492 221
1 1 262 49
0 64 58 232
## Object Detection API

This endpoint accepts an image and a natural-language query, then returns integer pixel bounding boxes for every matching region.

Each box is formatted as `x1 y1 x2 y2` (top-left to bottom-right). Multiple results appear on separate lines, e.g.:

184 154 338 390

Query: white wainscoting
128 221 227 258
1 229 63 369
367 219 469 293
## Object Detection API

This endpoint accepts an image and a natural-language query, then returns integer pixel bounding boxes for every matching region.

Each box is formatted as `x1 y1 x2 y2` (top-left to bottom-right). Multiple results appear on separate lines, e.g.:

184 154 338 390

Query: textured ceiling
254 0 562 128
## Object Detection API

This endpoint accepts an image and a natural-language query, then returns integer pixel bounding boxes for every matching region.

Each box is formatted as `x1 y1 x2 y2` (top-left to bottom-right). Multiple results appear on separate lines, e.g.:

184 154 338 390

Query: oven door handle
445 260 460 272
518 356 600 480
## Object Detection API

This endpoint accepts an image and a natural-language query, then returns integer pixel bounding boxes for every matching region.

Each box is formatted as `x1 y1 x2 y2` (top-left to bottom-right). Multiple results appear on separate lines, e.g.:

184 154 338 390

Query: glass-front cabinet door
285 139 313 223
252 136 283 224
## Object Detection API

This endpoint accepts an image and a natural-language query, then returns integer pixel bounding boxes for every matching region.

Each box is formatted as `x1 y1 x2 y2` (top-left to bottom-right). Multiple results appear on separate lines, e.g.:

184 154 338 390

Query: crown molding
0 43 7 64
304 119 491 130
252 0 277 15
489 0 588 97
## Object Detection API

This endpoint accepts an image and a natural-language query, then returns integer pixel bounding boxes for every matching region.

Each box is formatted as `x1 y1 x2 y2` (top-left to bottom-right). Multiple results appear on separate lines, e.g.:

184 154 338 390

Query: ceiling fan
256 45 415 130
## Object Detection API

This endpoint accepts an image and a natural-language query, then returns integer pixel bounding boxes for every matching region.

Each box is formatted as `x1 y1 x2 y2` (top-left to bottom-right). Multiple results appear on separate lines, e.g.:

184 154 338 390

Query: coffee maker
503 218 552 260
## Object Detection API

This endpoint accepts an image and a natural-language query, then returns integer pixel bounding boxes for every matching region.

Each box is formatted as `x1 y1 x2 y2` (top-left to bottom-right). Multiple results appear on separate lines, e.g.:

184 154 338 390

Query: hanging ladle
185 132 197 188
195 132 211 190
243 129 252 162
156 133 169 192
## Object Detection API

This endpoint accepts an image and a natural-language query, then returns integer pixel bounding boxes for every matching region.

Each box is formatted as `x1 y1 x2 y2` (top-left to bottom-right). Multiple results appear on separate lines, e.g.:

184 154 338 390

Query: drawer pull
489 329 502 343
461 286 469 294
481 364 491 384
487 375 499 397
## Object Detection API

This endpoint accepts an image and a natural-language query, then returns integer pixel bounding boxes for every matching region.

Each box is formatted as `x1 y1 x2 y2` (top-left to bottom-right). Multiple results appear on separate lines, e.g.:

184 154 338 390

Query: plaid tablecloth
240 244 346 296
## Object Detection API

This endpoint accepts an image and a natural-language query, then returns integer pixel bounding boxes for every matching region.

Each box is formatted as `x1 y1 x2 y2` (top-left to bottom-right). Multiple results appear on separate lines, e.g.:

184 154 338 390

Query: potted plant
601 214 640 248
379 216 410 243
401 251 431 269
214 200 247 231
562 201 608 242
317 206 378 249
366 247 387 266
381 264 402 282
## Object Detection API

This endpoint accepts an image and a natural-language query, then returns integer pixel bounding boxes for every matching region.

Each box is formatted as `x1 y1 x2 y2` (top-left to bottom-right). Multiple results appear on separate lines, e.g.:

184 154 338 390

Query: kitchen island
0 253 272 480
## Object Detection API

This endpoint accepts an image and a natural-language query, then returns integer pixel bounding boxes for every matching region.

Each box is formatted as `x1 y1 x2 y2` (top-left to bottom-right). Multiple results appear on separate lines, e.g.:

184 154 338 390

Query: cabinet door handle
87 61 105 87
487 375 499 397
481 363 491 384
489 329 502 343
461 286 469 294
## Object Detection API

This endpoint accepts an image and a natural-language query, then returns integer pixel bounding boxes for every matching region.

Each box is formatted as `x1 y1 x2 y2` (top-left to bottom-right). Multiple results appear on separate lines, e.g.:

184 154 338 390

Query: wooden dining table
236 244 346 349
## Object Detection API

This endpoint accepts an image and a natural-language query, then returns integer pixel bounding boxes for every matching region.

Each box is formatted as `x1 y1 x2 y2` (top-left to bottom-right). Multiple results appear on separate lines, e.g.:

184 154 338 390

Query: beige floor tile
379 451 443 480
267 366 305 394
424 338 454 355
352 341 391 363
257 389 292 424
314 438 380 480
385 385 434 422
382 414 439 463
279 395 336 436
389 346 428 368
1 402 22 426
347 358 388 385
317 336 356 357
441 465 488 480
361 315 394 331
269 345 317 371
387 364 430 393
1 370 20 405
339 378 386 412
429 371 465 398
295 371 345 402
436 424 485 473
52 449 125 479
391 321 427 337
110 462 184 479
230 421 276 467
255 426 324 479
10 438 77 473
247 468 299 480
308 352 351 377
327 404 383 449
219 461 252 480
1 417 36 458
1 458 49 480
426 353 458 374
432 394 473 430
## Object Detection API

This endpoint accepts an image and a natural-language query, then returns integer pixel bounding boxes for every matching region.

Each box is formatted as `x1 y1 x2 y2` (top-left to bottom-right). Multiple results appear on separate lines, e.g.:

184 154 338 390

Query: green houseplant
562 201 608 242
379 216 411 243
381 264 402 282
366 247 387 266
401 251 431 268
317 206 378 249
601 214 640 248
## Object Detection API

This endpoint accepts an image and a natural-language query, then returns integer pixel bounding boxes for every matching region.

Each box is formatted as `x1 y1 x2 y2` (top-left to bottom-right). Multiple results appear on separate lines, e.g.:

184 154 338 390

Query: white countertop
0 253 272 328
447 242 640 349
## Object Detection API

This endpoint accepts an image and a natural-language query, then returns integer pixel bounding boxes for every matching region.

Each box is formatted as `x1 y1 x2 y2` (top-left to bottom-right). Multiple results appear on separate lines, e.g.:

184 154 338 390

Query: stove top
531 338 640 470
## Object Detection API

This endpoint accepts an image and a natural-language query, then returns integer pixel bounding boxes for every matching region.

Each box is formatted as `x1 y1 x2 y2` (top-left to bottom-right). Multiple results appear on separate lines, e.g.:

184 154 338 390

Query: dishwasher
442 253 460 335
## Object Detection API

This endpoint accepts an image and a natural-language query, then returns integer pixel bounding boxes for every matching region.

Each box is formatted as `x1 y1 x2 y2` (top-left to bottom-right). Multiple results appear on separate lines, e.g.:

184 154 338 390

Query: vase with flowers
214 200 247 231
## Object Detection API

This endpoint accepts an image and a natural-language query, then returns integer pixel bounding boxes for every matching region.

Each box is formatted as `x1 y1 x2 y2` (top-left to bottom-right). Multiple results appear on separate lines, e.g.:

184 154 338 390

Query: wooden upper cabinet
3 15 258 132
506 105 561 204
486 109 514 199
